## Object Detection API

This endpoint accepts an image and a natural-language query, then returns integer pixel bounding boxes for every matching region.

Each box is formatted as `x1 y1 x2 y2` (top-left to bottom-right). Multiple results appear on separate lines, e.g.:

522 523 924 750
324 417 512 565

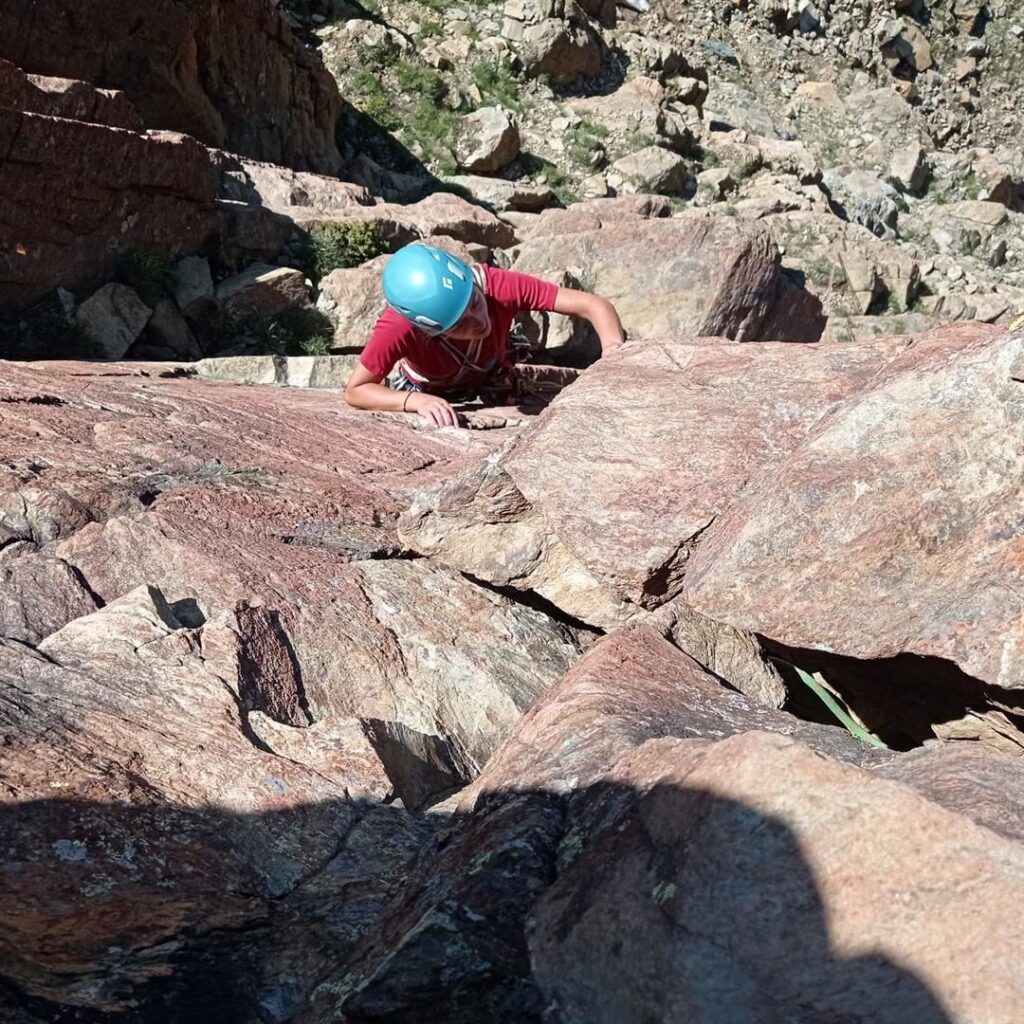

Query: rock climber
343 242 625 427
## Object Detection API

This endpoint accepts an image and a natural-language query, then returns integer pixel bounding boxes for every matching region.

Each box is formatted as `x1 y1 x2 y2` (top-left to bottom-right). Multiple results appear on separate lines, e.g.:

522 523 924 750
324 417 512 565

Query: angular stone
295 191 517 251
0 59 141 129
216 264 311 317
822 168 904 240
196 355 279 385
455 106 521 174
74 283 152 360
512 215 784 343
461 627 871 806
140 299 202 360
400 336 910 626
945 199 1009 228
282 355 362 388
521 11 604 83
0 554 98 644
890 142 930 194
446 174 554 212
173 255 215 318
316 264 389 350
610 145 691 195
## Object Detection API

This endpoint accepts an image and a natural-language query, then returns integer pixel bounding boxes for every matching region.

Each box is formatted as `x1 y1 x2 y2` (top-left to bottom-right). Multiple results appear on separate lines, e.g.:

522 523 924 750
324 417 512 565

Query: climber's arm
552 287 625 354
344 363 459 427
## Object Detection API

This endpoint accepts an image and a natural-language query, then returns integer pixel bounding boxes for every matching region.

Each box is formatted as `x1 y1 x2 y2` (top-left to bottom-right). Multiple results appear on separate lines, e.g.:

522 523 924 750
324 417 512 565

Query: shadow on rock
0 766 962 1024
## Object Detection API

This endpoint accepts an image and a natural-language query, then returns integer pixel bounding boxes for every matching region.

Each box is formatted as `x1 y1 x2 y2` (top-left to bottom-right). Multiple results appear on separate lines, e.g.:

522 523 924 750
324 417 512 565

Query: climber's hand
408 392 459 428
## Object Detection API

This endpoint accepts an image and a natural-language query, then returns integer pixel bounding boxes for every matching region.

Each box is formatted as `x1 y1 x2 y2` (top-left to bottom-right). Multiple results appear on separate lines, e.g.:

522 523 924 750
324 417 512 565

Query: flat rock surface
402 335 911 626
685 322 1024 688
0 360 583 1016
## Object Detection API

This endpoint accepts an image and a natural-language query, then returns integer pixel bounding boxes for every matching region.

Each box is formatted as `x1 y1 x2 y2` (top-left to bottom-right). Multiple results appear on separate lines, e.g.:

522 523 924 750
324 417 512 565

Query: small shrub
255 307 336 357
352 69 401 130
393 60 448 105
195 304 245 354
304 222 387 281
566 118 608 169
299 334 333 356
471 61 522 110
119 251 176 306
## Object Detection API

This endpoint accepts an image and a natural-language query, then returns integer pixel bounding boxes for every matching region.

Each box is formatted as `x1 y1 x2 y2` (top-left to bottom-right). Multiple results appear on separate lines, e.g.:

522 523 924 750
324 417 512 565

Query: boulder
0 111 215 309
521 8 605 83
0 554 98 644
316 264 389 350
879 19 933 74
609 145 691 195
821 168 904 240
173 255 215 318
214 154 374 214
516 194 673 239
890 141 930 195
0 0 341 171
446 174 555 212
74 283 152 360
294 191 517 251
455 107 521 173
215 264 311 317
821 312 935 342
512 215 784 342
281 354 362 389
305 625 1024 1024
967 147 1024 207
685 324 1024 692
399 335 910 626
196 355 279 385
136 299 202 360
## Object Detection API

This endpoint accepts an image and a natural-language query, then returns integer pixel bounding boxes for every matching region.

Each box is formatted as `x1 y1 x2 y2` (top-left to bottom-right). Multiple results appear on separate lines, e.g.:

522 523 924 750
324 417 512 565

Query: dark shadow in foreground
0 780 957 1024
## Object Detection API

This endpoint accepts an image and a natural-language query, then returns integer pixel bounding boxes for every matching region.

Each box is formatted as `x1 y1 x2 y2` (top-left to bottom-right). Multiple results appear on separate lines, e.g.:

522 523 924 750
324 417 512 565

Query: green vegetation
118 251 177 306
471 60 522 110
302 222 387 281
565 118 608 169
255 308 335 357
804 253 843 288
961 171 982 200
197 305 334 358
771 657 888 749
518 153 579 206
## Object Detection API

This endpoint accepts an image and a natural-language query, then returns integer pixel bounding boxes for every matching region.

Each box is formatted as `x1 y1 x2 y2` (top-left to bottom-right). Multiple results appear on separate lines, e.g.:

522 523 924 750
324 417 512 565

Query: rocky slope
4 0 1024 1021
6 323 1024 1020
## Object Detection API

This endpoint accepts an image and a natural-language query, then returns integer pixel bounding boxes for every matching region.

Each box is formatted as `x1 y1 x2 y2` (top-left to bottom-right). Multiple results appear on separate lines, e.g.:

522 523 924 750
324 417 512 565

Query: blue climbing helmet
382 243 475 335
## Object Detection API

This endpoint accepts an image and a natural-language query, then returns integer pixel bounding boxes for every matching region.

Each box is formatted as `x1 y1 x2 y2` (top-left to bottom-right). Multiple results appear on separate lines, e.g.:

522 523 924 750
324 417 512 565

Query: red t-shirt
360 264 558 389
